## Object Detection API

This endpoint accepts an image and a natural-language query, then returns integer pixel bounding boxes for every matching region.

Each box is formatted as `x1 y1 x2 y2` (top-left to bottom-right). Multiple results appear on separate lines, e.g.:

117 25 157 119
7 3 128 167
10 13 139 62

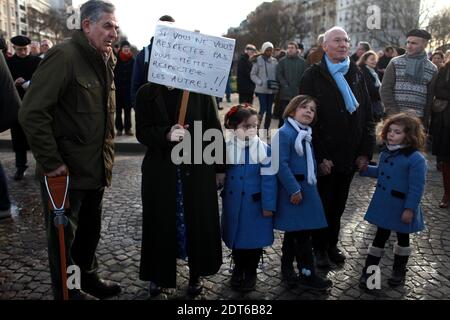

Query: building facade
1 0 71 42
282 0 421 50
336 0 421 49
0 0 28 39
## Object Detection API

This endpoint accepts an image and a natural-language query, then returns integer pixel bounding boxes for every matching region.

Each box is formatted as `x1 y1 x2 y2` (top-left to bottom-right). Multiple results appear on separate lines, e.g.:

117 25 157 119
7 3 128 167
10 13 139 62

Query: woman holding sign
135 83 225 298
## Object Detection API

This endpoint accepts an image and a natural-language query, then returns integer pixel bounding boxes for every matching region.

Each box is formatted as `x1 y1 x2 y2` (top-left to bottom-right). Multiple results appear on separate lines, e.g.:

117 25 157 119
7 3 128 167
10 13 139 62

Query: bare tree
25 7 74 43
278 1 312 46
44 8 75 42
27 7 46 41
428 6 450 48
352 0 431 47
225 0 313 56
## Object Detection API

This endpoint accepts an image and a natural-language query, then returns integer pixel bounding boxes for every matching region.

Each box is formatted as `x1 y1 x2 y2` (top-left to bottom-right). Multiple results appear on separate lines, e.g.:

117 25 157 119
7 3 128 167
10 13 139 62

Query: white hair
324 26 348 42
317 34 325 45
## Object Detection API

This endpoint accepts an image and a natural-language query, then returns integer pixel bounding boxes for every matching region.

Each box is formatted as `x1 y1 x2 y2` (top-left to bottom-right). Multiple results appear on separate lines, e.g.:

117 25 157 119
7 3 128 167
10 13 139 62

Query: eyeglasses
245 47 256 51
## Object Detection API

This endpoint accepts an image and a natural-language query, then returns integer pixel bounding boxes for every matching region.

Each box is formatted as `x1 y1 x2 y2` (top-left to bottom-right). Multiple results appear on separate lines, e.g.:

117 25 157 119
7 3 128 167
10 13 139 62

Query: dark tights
372 227 410 248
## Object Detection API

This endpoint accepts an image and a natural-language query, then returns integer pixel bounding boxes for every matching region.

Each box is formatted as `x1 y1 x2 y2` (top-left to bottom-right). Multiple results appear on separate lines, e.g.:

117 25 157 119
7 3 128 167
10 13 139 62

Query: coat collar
382 145 417 157
71 30 116 85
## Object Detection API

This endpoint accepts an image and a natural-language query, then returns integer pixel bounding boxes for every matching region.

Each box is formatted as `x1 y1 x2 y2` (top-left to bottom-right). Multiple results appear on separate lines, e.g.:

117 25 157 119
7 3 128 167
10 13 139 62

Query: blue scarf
325 55 359 114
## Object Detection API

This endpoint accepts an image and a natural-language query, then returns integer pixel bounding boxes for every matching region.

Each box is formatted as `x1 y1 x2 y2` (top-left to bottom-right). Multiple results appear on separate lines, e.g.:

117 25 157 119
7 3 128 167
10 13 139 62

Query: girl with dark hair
359 113 427 290
221 104 277 292
273 95 332 291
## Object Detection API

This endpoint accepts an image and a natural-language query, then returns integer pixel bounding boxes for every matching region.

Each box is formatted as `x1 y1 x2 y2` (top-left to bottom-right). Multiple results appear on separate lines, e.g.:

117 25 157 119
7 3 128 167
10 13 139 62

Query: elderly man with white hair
39 39 53 59
297 26 375 270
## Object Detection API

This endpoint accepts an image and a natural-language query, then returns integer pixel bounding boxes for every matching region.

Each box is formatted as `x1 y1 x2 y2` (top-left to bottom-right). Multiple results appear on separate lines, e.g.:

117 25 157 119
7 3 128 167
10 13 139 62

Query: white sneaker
0 208 11 219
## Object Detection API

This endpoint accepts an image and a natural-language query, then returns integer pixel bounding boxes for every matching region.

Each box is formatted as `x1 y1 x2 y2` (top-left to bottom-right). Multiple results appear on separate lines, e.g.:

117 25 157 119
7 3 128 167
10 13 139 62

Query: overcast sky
72 0 268 48
72 0 448 49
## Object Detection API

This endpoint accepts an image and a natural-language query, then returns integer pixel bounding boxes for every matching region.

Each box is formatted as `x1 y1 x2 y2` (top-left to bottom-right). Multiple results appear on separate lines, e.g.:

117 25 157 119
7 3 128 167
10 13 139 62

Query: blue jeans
257 93 275 130
0 161 11 211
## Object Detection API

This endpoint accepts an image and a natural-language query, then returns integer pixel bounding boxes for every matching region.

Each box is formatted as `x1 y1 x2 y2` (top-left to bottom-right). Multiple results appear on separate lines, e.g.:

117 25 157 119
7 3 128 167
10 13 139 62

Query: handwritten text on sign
149 23 235 98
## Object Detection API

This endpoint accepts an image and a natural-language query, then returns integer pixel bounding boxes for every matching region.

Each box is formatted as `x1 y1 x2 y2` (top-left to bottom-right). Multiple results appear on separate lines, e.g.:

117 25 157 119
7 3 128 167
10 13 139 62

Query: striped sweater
380 54 437 119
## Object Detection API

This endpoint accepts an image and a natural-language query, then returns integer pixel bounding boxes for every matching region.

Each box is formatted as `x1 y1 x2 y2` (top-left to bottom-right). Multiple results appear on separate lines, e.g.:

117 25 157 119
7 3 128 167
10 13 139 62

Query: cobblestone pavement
0 149 449 300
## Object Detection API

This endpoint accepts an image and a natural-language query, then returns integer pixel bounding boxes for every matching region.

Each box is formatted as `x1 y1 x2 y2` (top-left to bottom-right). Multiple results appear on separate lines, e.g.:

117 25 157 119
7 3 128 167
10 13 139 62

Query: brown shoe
81 274 121 299
68 289 99 300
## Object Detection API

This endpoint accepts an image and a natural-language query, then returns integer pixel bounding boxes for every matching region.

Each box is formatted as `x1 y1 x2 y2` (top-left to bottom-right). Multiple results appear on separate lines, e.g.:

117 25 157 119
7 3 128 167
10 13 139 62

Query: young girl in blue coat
272 95 332 291
359 113 427 289
221 105 277 292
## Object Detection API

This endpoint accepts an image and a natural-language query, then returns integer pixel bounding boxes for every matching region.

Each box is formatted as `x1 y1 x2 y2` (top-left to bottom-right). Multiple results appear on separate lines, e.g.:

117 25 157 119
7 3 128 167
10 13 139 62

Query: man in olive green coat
276 41 308 128
19 0 121 300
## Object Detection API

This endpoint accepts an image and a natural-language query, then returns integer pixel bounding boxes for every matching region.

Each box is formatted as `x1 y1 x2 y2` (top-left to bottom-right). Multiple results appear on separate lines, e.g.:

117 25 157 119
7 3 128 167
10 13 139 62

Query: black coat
0 54 20 133
114 54 134 108
7 54 41 152
299 58 376 173
7 54 41 99
237 53 255 95
135 84 224 287
360 65 381 103
431 65 450 158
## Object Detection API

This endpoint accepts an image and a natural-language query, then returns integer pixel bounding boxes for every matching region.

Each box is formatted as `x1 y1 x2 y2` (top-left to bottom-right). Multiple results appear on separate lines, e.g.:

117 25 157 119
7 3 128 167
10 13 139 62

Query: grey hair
80 0 115 24
358 41 371 51
317 34 325 45
324 26 348 42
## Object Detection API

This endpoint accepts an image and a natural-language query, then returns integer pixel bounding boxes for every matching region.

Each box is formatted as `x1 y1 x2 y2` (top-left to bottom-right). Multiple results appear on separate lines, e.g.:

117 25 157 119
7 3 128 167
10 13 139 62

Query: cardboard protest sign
149 23 236 98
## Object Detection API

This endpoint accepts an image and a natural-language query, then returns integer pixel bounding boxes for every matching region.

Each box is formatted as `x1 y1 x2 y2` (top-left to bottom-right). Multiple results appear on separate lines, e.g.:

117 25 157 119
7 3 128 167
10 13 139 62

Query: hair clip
226 105 239 118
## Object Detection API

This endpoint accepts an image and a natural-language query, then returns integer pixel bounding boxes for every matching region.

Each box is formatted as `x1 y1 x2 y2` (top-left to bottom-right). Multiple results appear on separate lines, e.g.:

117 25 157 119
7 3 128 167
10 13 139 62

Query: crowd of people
0 0 449 300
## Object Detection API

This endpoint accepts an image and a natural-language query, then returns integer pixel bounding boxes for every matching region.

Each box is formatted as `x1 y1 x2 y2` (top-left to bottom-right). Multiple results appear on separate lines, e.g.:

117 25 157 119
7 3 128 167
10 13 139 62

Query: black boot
298 237 332 291
359 245 384 290
298 269 332 291
241 249 261 292
149 281 162 298
314 250 331 269
281 233 298 287
187 273 203 296
327 245 346 264
13 166 27 181
230 250 244 290
241 270 257 292
388 243 411 287
81 273 121 299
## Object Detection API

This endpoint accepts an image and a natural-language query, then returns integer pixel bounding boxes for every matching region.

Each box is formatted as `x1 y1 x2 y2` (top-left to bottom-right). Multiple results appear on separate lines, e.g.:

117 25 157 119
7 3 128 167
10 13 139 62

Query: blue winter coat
361 148 427 234
221 145 276 249
273 122 328 232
